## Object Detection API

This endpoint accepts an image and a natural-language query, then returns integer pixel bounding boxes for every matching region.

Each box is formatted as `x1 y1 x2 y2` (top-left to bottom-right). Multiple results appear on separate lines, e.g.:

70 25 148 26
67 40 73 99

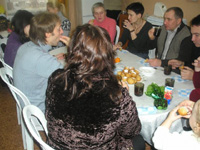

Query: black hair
11 10 33 43
191 14 200 26
126 2 144 16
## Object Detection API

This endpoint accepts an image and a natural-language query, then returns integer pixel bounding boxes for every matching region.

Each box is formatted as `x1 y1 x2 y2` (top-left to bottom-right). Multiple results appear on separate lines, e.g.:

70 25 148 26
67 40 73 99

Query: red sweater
93 17 116 44
189 71 200 102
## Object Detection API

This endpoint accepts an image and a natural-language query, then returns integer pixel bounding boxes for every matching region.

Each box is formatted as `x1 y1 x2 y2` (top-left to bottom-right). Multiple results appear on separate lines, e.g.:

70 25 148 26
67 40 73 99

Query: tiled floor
0 83 151 150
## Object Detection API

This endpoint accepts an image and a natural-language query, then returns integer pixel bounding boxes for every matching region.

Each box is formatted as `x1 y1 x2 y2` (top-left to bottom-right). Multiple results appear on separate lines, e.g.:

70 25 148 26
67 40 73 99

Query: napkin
171 75 189 83
137 106 157 115
178 89 192 97
139 59 150 67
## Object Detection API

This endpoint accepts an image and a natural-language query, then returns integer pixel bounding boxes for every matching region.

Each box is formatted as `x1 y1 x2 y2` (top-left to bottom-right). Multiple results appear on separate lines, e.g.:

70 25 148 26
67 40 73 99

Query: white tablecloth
116 50 194 145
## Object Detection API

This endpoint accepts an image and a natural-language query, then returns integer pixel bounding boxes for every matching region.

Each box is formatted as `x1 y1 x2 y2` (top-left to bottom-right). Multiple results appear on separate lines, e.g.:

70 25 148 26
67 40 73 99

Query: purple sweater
4 32 22 67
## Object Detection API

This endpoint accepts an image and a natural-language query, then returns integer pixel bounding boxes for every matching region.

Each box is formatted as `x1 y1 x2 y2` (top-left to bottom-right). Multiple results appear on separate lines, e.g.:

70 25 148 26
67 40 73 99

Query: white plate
139 67 156 77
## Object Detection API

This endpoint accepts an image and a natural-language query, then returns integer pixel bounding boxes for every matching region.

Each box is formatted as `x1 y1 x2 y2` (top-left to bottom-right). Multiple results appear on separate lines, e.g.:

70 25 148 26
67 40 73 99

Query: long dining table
115 49 194 145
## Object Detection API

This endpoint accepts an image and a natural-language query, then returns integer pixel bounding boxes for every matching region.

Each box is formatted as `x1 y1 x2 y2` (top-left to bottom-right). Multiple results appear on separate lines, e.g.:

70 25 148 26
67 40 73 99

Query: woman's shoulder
120 87 136 107
106 17 116 24
6 32 21 48
51 68 64 77
49 68 65 82
7 32 20 41
144 21 153 29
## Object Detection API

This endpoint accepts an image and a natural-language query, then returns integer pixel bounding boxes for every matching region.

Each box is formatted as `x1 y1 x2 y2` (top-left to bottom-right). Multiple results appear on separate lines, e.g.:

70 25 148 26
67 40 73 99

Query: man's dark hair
191 14 200 26
166 7 183 19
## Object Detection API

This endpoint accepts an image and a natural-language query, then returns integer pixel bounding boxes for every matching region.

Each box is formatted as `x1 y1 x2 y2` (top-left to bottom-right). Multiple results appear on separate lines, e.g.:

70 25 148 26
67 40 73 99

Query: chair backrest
1 60 13 83
23 105 54 150
115 25 120 45
0 67 30 110
0 43 4 59
0 67 44 150
0 50 13 80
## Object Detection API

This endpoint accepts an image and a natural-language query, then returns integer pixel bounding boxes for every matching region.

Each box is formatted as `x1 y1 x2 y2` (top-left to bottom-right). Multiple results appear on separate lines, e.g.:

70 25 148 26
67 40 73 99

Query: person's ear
137 13 142 18
177 18 182 25
45 32 51 38
194 122 200 134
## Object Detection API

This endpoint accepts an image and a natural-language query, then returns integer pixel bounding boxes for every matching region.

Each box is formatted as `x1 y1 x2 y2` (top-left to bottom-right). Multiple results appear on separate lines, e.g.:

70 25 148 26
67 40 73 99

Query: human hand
161 106 182 129
192 57 200 72
178 100 194 110
148 59 161 67
54 53 65 60
119 80 129 91
123 20 133 31
113 42 122 51
178 100 193 119
168 106 183 122
168 59 184 69
148 28 155 40
60 36 70 46
180 66 194 80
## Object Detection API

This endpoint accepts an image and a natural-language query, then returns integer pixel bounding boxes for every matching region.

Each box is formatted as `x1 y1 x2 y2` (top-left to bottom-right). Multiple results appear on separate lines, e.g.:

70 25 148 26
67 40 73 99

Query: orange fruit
115 57 120 63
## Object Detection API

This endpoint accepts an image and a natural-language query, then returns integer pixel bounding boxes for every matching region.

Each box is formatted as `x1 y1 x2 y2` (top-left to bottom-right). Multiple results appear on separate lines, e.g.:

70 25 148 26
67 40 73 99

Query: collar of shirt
167 24 180 34
161 25 180 59
38 41 52 52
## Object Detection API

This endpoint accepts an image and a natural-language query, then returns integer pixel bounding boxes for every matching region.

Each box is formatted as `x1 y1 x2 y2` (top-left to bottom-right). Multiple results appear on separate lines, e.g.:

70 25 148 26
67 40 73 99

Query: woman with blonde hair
153 99 200 150
47 0 71 37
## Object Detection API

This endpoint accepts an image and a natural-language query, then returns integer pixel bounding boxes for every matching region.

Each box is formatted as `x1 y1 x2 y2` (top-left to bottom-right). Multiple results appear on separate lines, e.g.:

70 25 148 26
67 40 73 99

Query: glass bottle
152 93 168 110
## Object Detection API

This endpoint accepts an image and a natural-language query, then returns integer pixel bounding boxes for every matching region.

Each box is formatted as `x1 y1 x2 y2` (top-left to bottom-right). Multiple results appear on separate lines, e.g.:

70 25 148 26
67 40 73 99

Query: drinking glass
164 65 172 75
181 118 192 131
153 26 161 37
165 78 175 87
134 82 144 96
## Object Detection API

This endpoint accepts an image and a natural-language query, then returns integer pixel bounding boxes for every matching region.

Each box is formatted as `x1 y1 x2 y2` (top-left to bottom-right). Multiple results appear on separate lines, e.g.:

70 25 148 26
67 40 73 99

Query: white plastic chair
115 25 120 45
0 58 21 125
23 105 54 150
0 43 5 59
0 67 43 150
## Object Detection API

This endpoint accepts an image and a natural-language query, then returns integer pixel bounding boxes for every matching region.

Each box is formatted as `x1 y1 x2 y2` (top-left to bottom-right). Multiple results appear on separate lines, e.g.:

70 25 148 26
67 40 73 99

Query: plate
115 67 142 85
139 67 156 77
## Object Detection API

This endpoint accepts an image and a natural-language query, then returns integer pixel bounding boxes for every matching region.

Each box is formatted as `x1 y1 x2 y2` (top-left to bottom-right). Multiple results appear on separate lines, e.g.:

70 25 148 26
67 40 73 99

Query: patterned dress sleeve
118 87 141 138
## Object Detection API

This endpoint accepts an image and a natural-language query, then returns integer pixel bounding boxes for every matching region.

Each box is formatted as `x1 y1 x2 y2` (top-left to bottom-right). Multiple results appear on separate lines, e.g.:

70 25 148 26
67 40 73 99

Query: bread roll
178 107 188 116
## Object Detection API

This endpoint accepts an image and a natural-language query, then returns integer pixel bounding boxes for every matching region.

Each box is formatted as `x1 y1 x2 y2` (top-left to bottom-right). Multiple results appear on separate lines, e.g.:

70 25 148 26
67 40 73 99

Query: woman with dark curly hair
45 24 144 150
4 10 33 67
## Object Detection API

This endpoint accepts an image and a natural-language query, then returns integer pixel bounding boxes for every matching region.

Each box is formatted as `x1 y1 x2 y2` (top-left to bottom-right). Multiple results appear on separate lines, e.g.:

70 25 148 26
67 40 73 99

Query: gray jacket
157 22 191 61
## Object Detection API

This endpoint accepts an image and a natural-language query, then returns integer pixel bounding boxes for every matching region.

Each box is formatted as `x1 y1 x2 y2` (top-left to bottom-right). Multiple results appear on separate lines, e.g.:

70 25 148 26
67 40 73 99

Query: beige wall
122 0 200 25
104 0 121 10
0 1 5 12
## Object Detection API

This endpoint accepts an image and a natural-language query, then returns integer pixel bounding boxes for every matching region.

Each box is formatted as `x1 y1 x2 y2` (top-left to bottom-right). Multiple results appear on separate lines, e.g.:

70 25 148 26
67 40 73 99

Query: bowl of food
116 66 142 85
139 67 156 77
